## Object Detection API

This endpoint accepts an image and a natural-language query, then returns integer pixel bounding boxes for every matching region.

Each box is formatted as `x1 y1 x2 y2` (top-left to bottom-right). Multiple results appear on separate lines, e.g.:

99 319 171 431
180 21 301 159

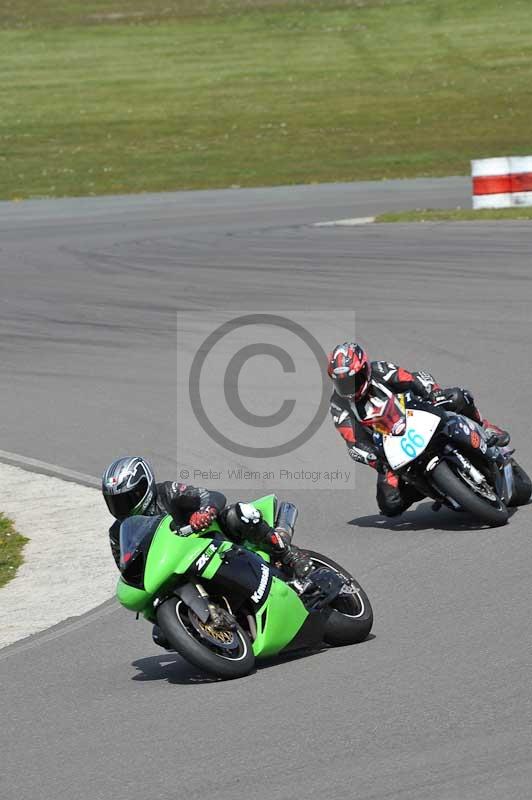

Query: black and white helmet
102 456 156 520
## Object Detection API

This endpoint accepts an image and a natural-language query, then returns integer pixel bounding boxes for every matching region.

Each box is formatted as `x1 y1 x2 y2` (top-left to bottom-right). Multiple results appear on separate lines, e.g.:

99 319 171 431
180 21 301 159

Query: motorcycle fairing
116 495 315 658
117 516 226 612
383 408 441 470
440 414 491 456
252 576 309 657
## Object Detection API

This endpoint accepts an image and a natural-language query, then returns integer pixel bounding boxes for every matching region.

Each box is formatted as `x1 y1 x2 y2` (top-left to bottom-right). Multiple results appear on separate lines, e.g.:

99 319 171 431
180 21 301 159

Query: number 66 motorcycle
116 496 373 679
371 392 531 527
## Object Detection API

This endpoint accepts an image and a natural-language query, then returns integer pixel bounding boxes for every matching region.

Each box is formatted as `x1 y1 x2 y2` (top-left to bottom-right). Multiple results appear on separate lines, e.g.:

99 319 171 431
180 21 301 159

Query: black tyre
432 460 508 527
156 597 255 680
301 550 373 646
508 459 532 507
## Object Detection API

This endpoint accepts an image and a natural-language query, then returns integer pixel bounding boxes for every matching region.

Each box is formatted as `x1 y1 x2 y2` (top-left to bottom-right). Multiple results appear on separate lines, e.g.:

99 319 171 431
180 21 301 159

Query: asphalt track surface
2 177 532 800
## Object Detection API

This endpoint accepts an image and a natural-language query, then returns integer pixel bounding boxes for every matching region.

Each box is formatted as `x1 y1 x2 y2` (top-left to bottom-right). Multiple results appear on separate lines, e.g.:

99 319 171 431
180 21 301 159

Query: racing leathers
330 360 507 517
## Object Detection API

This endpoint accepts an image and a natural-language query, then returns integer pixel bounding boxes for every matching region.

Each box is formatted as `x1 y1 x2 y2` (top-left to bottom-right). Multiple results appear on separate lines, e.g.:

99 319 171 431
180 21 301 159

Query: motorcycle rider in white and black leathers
102 456 313 645
328 343 510 517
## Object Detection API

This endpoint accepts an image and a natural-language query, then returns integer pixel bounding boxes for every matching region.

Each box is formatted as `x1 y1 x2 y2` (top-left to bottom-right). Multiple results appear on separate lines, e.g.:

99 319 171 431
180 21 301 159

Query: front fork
153 581 212 622
426 445 512 504
441 415 507 491
442 412 516 504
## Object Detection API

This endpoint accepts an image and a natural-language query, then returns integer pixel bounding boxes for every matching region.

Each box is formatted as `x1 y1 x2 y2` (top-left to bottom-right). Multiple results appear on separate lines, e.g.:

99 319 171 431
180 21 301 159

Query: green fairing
252 576 308 657
116 578 147 613
116 495 309 658
200 541 233 580
230 494 309 655
117 516 222 613
144 516 223 593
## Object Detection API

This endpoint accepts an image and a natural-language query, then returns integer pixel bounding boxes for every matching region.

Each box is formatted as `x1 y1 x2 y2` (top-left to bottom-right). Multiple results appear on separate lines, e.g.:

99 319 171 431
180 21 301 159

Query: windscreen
119 515 162 572
360 393 405 436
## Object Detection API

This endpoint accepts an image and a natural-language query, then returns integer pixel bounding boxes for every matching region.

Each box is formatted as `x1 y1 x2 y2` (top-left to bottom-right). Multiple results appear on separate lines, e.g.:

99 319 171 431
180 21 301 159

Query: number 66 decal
400 428 425 458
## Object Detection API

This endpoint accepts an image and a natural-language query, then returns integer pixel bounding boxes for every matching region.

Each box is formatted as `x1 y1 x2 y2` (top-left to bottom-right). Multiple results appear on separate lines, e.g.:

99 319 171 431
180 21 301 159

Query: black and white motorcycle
369 392 531 526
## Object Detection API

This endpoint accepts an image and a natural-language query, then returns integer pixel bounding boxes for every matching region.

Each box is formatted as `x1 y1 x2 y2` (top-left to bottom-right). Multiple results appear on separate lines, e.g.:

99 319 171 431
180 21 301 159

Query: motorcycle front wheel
157 597 255 680
431 460 508 527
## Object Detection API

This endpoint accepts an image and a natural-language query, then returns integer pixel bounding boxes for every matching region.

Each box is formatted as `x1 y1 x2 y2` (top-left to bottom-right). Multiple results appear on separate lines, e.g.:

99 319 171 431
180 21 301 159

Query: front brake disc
188 609 237 649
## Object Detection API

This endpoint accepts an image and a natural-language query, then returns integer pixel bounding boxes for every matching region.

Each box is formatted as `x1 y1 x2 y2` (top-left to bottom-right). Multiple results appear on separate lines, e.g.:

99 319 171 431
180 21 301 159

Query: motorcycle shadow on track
349 500 519 533
131 654 223 685
130 636 376 686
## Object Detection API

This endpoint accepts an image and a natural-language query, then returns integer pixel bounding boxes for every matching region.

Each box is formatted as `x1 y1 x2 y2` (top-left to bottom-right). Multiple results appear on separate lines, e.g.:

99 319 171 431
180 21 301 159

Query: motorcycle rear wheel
508 459 532 507
157 597 255 680
301 550 373 646
432 460 508 527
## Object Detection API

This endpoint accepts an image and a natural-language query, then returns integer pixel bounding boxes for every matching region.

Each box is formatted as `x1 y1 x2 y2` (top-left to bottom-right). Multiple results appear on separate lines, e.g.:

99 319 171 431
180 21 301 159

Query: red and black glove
189 505 217 532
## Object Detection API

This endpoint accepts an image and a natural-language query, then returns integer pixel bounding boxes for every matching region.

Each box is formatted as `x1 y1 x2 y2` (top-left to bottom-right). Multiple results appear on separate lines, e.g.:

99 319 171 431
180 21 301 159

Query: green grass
0 513 29 589
1 0 532 199
376 206 532 222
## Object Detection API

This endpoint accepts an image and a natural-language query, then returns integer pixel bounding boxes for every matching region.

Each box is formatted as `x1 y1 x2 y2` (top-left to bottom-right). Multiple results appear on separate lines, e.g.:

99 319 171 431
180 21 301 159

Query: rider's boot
280 544 314 580
445 388 510 447
267 519 314 580
482 420 511 448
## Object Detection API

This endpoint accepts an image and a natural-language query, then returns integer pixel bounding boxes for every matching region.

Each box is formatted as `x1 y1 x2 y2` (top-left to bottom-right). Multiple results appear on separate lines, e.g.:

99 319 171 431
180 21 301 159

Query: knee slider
376 485 403 516
376 492 404 517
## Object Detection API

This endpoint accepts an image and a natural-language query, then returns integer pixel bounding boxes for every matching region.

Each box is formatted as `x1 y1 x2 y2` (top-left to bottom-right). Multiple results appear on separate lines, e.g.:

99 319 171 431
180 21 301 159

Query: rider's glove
189 505 217 532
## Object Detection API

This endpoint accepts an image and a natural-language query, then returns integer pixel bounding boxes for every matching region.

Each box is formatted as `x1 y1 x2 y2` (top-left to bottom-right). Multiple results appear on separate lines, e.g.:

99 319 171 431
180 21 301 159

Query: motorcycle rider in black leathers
328 343 510 517
102 456 313 645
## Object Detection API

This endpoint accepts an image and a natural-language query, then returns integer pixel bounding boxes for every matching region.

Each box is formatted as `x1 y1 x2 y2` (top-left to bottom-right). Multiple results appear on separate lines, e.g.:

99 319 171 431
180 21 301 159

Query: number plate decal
383 410 440 470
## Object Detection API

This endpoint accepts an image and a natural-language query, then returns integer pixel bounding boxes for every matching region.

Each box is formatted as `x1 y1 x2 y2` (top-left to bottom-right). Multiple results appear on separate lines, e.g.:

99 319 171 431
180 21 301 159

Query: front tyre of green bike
156 597 255 680
301 550 373 646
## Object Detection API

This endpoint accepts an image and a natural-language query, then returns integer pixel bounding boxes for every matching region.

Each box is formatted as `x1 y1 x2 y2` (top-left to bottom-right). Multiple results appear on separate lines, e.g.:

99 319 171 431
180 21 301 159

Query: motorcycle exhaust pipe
275 501 298 537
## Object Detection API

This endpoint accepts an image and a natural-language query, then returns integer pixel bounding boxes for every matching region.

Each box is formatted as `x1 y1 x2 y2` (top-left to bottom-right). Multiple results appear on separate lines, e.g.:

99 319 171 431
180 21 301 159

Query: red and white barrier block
472 156 532 209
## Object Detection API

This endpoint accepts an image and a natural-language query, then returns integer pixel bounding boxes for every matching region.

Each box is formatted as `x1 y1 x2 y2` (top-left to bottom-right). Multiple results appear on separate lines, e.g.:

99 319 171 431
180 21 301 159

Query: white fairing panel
383 409 440 471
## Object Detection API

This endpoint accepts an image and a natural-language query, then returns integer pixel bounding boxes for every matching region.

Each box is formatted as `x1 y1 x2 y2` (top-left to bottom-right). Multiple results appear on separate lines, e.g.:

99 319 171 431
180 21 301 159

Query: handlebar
178 524 193 537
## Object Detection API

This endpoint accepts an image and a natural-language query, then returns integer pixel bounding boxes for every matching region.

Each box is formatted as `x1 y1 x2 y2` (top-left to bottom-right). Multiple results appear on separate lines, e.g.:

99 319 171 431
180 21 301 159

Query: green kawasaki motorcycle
116 495 373 679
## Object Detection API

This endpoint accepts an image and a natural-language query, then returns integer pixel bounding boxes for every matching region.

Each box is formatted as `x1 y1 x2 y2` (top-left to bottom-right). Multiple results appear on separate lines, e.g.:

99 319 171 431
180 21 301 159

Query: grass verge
0 513 29 589
1 0 532 198
376 207 532 222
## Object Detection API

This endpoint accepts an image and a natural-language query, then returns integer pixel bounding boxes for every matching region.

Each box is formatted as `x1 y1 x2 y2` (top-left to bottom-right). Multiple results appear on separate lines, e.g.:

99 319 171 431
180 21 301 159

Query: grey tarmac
1 176 532 800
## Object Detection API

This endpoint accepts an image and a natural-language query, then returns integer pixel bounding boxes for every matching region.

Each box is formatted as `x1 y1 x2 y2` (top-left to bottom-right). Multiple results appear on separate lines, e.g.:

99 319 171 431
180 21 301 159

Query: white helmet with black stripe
102 456 156 520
